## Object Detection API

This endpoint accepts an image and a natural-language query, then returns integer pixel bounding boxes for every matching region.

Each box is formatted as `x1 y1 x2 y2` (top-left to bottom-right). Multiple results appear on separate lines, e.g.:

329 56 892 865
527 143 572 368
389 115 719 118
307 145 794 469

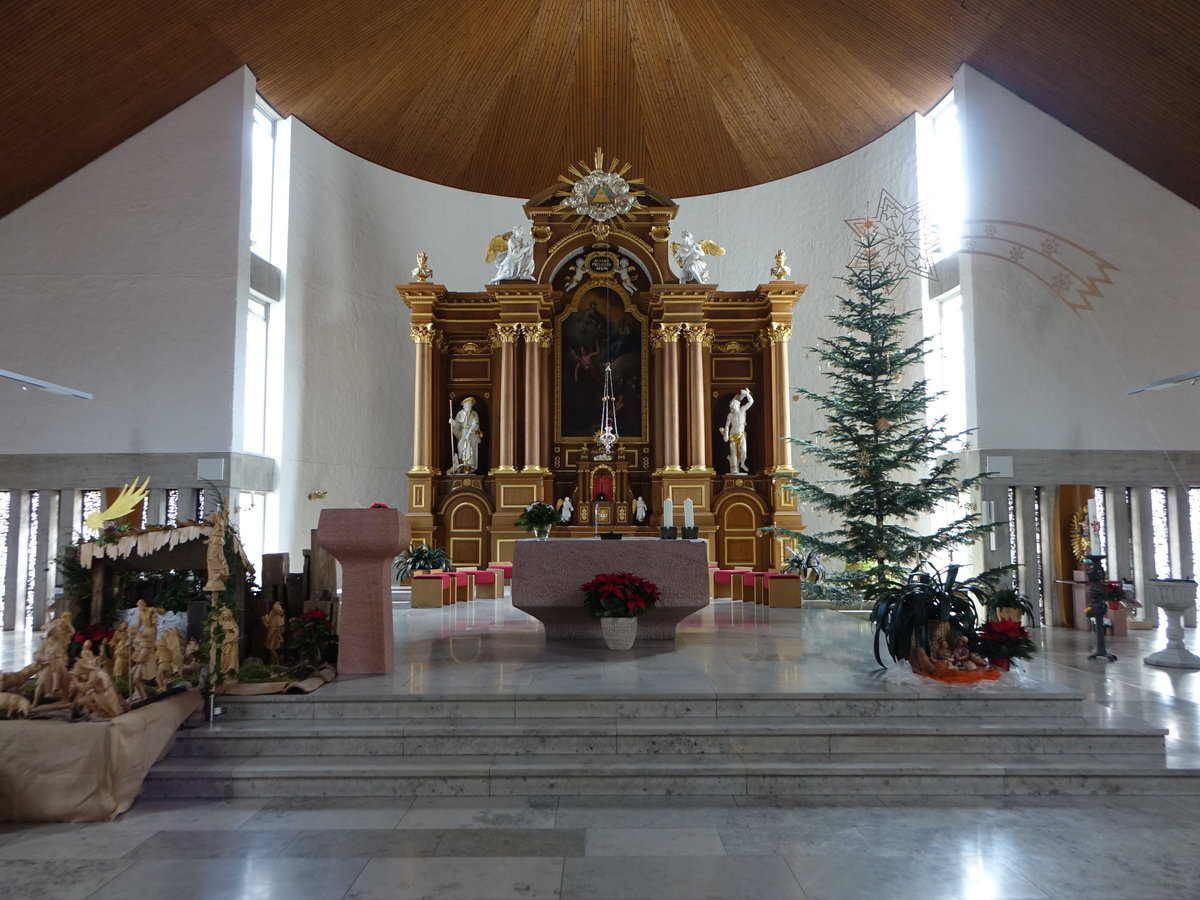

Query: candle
663 498 674 528
1087 498 1101 555
684 498 694 529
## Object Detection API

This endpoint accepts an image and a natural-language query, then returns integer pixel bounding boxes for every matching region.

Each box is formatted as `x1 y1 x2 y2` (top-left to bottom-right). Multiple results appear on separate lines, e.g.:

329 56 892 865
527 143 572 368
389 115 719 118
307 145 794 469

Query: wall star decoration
959 220 1119 316
846 190 936 281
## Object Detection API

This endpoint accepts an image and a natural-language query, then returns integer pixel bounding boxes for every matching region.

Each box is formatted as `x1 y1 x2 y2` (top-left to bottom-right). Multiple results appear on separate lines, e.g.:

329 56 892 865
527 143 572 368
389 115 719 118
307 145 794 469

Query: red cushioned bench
412 572 453 608
763 572 803 608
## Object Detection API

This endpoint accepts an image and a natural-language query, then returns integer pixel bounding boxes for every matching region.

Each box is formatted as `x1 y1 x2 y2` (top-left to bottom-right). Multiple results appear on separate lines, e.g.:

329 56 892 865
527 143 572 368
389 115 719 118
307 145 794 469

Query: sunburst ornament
554 148 646 231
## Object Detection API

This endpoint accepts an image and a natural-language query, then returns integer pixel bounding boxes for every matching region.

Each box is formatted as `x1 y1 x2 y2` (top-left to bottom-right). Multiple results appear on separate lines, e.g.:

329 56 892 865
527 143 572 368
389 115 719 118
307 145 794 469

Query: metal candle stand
659 526 678 540
1085 554 1117 662
680 526 699 540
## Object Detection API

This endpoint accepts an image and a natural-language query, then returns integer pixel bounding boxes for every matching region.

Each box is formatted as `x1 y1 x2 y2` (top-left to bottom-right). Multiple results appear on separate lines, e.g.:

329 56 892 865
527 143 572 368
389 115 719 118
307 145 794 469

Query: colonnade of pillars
0 486 207 632
979 480 1198 627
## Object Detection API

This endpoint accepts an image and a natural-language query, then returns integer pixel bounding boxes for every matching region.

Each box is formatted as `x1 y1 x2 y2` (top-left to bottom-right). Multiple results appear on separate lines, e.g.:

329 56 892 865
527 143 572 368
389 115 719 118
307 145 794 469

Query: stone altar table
511 538 710 640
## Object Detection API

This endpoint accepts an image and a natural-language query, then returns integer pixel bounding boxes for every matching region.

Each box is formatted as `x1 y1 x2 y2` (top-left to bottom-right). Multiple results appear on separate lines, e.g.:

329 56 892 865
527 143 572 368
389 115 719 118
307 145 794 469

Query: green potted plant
984 586 1037 624
515 501 558 540
783 549 826 583
868 563 987 668
393 543 454 582
580 571 661 650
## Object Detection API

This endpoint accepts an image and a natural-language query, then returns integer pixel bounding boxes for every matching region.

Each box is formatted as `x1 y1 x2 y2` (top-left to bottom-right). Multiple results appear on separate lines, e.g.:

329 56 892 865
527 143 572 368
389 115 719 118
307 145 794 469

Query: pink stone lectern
317 507 410 674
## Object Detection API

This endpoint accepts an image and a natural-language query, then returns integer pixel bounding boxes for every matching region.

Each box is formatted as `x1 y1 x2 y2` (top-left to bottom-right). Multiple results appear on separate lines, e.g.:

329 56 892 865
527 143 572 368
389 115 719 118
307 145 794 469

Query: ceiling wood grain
3 0 1198 216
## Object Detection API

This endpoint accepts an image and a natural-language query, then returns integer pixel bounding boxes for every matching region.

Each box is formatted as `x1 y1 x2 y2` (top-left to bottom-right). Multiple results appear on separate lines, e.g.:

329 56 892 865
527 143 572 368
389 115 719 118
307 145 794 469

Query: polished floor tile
2 596 1199 899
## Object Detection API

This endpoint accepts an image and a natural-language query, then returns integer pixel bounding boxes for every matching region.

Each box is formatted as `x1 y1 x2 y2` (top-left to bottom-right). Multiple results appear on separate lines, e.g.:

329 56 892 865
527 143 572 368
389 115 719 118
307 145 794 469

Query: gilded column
655 324 685 472
491 323 522 473
762 322 794 473
409 323 439 473
682 324 712 472
522 323 551 472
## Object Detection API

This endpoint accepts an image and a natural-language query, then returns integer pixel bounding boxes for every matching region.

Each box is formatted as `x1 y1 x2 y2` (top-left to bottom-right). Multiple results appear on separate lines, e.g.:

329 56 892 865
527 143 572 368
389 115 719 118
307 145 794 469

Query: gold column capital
522 323 553 347
489 323 523 346
411 323 440 345
651 323 684 348
757 322 792 347
681 323 712 345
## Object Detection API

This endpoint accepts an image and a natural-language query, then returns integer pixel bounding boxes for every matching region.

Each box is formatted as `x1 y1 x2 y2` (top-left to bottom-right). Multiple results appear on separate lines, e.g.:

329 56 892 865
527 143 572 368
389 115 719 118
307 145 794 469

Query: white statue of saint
488 225 535 282
671 231 725 284
616 256 637 293
449 396 483 474
719 388 754 474
634 496 648 523
559 496 574 524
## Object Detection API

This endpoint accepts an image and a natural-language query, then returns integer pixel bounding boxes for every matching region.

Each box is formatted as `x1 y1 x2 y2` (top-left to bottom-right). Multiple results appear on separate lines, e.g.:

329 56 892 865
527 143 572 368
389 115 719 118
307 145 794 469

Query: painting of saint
558 287 644 439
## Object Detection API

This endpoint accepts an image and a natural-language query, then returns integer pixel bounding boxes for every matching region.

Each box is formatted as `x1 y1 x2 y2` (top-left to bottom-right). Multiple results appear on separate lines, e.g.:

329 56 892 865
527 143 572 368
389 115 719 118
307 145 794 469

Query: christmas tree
774 221 988 598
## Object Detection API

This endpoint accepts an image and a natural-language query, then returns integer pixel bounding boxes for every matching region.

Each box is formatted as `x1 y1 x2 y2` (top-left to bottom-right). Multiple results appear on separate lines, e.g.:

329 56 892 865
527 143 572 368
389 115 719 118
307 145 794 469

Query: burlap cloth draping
0 689 201 823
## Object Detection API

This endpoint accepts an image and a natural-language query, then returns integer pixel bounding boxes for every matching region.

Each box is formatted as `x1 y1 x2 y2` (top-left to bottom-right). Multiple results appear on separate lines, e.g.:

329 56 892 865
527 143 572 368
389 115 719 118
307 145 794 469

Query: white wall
0 69 254 454
276 122 522 556
957 65 1200 452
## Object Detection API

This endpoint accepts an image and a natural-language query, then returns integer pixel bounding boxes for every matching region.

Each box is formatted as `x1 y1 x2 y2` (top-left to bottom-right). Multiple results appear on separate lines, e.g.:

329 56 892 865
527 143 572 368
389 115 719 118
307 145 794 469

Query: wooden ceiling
4 0 1199 218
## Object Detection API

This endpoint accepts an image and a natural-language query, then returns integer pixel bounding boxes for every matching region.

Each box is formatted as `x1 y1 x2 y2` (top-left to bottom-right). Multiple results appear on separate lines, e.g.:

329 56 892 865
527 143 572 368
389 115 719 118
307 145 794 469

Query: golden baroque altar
397 152 806 569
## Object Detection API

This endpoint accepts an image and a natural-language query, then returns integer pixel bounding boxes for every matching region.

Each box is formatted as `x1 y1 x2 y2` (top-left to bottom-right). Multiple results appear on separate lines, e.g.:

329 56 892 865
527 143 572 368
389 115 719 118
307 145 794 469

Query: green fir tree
774 222 988 599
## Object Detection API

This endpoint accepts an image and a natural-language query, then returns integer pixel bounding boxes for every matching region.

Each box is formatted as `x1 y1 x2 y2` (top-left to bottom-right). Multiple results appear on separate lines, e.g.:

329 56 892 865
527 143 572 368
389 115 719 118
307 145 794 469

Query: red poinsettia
580 572 661 618
976 619 1036 667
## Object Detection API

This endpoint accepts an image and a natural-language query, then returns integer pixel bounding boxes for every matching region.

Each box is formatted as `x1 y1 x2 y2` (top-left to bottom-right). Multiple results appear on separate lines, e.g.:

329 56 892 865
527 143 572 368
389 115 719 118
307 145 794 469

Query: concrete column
658 325 684 472
1107 485 1134 581
409 324 438 473
33 490 58 629
764 323 794 473
978 480 1010 574
682 324 710 472
492 324 522 473
522 324 550 472
3 491 30 631
1168 484 1197 624
1130 486 1159 625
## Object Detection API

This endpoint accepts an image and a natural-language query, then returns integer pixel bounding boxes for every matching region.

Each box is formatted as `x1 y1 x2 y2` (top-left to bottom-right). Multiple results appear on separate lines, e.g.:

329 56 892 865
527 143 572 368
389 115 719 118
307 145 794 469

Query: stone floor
1 595 1199 899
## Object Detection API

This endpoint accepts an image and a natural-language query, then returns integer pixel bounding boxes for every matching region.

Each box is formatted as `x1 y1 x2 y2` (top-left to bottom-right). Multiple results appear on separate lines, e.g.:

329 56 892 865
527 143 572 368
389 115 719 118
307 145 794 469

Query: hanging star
875 417 892 432
845 190 937 281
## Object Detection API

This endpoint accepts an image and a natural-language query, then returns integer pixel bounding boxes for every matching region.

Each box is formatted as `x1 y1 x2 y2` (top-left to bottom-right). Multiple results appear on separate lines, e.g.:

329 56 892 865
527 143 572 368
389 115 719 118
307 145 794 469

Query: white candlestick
1087 498 1101 555
663 498 674 528
684 498 694 529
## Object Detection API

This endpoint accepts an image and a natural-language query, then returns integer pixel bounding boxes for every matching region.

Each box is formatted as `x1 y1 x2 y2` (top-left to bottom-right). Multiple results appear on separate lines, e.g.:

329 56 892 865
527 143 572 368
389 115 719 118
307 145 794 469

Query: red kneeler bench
488 562 513 587
464 568 505 599
412 572 453 608
713 569 747 599
738 571 768 604
764 573 803 608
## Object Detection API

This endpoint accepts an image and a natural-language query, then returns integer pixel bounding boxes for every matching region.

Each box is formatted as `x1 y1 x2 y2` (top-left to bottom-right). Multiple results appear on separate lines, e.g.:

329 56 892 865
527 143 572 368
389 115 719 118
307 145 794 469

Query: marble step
216 690 1087 721
170 715 1167 758
142 751 1200 799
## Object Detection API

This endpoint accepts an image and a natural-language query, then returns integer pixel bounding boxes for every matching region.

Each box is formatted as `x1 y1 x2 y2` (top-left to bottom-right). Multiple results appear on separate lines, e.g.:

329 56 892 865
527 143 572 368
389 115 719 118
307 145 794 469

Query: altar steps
142 689 1198 798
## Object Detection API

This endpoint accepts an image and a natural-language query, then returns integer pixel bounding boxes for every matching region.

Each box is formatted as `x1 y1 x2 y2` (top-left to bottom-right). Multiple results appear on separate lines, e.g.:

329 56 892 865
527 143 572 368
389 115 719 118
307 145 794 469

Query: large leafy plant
580 572 661 618
868 563 988 668
393 544 454 581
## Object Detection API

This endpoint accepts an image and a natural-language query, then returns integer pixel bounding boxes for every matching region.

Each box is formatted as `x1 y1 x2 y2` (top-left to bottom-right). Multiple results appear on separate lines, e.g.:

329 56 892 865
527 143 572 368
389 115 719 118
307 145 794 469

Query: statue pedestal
317 508 410 674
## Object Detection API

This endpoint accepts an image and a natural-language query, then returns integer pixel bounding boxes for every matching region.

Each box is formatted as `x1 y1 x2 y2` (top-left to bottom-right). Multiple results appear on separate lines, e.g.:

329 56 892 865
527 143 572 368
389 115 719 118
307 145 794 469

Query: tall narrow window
0 491 9 624
243 296 270 454
81 490 102 541
1189 488 1200 580
1006 487 1019 588
919 92 965 258
1093 487 1109 565
1124 488 1135 576
165 489 180 527
1150 487 1172 578
237 491 267 574
249 104 278 261
24 492 39 629
924 287 966 446
1032 486 1046 623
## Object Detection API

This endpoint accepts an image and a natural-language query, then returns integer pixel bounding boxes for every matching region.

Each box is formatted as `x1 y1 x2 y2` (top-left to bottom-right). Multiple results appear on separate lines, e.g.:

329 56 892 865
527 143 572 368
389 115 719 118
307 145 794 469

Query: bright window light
919 92 965 258
249 104 277 260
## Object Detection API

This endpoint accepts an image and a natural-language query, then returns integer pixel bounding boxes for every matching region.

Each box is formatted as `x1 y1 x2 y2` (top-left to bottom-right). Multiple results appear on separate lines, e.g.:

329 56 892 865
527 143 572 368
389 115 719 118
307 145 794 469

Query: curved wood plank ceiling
3 0 1198 217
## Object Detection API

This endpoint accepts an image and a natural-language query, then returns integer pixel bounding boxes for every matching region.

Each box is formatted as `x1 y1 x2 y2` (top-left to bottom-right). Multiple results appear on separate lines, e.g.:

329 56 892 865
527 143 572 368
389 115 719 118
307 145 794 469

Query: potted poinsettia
975 618 1036 671
580 571 661 650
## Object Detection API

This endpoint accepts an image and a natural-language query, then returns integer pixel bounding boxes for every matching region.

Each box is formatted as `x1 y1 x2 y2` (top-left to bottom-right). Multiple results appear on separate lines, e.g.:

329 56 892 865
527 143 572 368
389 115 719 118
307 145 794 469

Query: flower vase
601 616 637 650
533 524 551 541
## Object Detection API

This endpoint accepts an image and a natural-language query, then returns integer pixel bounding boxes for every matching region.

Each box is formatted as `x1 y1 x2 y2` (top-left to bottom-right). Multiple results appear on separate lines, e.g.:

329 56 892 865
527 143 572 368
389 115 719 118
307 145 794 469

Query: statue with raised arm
634 496 648 523
486 225 535 282
718 388 754 474
671 231 725 284
448 396 484 474
559 496 574 524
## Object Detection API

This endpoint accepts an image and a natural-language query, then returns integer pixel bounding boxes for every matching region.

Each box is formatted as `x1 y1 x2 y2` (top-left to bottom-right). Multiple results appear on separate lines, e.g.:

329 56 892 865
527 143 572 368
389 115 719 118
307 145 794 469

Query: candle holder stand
681 526 699 540
659 526 678 540
1085 554 1117 662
